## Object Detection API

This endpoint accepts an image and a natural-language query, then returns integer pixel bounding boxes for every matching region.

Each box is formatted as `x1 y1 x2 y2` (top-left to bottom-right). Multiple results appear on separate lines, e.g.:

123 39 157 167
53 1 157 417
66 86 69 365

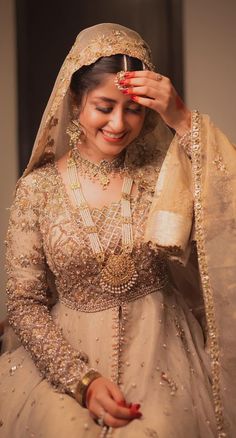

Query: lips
101 129 126 140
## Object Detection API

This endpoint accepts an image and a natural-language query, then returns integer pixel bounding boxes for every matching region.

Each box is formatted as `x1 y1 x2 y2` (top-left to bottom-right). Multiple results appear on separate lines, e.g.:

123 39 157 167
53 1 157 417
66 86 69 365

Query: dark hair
70 54 144 108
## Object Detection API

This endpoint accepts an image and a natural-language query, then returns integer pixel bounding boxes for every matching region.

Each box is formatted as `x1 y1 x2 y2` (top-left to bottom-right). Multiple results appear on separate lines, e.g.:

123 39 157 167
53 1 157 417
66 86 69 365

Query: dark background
15 0 183 174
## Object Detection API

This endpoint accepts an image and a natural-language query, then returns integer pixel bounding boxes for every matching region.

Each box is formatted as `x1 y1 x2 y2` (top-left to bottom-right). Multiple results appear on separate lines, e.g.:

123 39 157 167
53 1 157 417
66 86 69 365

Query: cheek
80 110 105 130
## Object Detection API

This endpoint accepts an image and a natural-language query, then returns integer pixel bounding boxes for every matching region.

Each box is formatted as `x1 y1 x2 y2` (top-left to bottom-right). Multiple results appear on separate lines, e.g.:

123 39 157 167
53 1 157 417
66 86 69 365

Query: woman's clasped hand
86 376 142 428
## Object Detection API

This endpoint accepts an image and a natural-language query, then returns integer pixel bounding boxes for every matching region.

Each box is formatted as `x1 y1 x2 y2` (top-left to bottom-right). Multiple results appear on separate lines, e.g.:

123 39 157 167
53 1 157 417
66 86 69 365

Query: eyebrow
96 97 116 103
92 96 137 105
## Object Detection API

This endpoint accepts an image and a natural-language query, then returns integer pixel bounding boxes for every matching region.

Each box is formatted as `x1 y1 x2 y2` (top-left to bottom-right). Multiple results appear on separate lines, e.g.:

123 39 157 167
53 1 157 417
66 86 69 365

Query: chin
98 143 128 157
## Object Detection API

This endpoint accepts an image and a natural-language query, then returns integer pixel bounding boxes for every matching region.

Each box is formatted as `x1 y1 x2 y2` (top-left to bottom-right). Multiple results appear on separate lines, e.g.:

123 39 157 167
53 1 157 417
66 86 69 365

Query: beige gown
0 162 217 438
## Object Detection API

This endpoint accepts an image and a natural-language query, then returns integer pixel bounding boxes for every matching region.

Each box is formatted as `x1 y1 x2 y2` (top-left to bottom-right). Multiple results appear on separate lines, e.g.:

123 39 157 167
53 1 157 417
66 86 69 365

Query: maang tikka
115 54 128 91
115 55 147 91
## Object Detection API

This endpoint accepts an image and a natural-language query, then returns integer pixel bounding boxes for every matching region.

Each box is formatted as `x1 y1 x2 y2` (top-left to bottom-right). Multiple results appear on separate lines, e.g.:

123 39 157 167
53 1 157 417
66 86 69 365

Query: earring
66 119 83 150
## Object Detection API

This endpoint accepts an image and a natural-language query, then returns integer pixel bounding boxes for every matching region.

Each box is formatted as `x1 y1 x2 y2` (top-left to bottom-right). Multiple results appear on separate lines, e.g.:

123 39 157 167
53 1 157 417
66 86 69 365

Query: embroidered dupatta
14 22 236 437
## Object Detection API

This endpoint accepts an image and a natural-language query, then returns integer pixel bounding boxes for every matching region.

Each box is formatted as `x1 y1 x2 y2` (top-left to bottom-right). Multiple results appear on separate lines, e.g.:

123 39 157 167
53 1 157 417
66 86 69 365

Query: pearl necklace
67 153 138 295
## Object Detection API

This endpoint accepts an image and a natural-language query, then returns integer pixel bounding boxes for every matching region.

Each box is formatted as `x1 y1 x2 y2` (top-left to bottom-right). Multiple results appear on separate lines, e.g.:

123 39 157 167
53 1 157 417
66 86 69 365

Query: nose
108 108 126 132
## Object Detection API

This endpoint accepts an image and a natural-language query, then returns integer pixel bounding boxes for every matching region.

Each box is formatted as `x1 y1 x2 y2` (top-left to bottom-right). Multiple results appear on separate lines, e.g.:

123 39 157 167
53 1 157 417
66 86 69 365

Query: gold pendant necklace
71 148 126 190
67 153 138 295
100 252 138 294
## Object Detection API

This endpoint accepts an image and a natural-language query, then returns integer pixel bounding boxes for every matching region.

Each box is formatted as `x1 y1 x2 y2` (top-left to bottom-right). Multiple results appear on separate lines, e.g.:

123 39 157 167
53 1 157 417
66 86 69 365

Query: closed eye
126 107 142 114
96 106 143 115
96 107 112 114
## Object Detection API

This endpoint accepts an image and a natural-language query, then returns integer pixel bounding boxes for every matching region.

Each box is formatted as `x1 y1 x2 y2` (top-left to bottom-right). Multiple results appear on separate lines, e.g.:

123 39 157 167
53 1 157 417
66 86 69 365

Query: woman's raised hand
118 71 191 136
86 376 142 428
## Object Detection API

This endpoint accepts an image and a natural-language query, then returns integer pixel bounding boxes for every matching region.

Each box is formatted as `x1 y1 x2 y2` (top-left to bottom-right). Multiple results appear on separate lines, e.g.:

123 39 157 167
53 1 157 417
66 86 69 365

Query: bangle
75 370 102 407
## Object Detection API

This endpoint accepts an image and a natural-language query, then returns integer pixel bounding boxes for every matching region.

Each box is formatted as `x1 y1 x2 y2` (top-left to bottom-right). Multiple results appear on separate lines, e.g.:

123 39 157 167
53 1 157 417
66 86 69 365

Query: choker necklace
71 148 126 190
67 153 138 295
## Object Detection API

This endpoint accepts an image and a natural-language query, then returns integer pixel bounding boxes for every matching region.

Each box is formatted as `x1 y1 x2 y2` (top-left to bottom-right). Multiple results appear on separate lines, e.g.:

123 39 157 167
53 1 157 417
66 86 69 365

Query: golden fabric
0 165 217 438
145 112 236 436
0 23 235 438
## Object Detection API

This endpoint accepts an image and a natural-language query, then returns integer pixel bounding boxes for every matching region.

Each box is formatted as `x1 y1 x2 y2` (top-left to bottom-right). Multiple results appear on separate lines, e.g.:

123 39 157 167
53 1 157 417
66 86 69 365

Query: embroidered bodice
6 163 168 396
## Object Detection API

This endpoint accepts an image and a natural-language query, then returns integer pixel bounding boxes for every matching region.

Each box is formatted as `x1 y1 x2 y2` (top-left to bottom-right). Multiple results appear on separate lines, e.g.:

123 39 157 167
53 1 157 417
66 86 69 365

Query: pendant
100 253 138 294
99 173 110 189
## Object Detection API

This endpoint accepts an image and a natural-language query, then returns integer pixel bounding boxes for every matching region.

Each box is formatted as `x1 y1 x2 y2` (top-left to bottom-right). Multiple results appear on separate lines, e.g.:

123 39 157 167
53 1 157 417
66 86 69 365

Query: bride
0 23 235 438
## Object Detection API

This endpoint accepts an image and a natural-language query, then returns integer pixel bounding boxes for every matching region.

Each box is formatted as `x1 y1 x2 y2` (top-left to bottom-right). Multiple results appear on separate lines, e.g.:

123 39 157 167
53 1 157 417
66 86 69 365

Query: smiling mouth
101 129 126 139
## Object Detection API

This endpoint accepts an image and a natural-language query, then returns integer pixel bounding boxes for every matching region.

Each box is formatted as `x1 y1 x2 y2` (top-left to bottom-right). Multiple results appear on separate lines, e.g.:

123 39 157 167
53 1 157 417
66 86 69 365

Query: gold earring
66 119 83 150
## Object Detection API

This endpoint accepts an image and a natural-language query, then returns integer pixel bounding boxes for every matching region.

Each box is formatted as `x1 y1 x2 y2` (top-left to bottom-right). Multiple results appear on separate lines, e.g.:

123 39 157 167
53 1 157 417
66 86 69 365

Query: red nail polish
130 405 141 414
131 95 138 101
122 89 129 94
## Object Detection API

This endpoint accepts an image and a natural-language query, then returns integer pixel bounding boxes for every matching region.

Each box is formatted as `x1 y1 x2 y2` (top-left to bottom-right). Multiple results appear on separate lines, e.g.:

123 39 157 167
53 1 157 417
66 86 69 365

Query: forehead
85 73 125 101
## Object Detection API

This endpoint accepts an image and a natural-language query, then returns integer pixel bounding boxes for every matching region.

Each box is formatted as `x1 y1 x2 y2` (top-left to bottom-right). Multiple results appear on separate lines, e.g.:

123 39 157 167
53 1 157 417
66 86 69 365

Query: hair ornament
123 54 128 72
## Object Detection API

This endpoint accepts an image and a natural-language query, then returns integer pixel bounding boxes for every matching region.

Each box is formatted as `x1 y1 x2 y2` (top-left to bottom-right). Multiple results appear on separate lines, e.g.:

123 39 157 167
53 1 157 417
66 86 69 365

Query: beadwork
100 252 138 294
67 153 139 295
70 148 126 190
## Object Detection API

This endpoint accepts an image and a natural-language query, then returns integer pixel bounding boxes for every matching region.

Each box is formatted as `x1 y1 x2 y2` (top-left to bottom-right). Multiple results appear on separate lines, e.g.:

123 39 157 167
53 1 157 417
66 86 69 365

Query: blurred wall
183 0 236 141
0 0 18 319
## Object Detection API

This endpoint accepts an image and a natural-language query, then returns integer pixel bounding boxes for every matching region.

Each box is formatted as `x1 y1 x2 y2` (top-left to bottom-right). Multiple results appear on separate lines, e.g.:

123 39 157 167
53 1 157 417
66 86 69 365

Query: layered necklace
71 148 127 190
67 150 138 295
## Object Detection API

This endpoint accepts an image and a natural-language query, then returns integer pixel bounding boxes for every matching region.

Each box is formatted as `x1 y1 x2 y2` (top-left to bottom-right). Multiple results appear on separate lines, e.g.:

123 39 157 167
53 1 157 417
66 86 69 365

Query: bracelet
75 369 102 407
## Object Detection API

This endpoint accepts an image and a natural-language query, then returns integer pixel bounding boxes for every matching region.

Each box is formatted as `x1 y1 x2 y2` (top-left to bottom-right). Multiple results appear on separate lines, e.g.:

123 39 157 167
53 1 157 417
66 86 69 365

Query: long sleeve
5 175 89 396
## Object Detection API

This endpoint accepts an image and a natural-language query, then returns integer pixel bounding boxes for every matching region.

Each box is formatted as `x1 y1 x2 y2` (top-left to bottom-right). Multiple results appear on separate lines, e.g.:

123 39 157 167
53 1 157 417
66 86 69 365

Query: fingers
131 95 162 111
87 377 142 429
119 73 172 108
89 389 141 420
124 85 160 100
91 400 142 428
124 70 165 81
103 397 141 420
92 408 131 428
115 70 190 132
90 400 141 428
105 379 126 404
125 86 170 114
101 409 141 428
120 77 168 97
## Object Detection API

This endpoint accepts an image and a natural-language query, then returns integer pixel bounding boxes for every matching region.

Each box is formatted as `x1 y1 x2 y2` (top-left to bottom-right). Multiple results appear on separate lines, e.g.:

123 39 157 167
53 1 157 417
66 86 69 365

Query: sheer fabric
0 23 235 438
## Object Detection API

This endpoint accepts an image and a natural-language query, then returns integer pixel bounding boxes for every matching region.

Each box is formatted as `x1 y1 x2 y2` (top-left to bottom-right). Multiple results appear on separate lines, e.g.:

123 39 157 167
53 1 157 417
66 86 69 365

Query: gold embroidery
46 29 154 124
6 173 89 397
177 130 192 159
161 371 178 395
5 162 168 397
213 154 228 174
191 110 225 437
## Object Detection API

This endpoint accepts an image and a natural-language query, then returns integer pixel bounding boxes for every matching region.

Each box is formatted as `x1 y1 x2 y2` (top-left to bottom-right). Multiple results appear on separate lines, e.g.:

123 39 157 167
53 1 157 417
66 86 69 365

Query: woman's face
78 73 145 161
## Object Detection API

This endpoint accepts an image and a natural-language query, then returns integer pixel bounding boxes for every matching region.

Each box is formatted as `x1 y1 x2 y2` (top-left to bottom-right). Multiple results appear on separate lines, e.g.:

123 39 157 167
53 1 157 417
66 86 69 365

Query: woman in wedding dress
0 23 235 438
